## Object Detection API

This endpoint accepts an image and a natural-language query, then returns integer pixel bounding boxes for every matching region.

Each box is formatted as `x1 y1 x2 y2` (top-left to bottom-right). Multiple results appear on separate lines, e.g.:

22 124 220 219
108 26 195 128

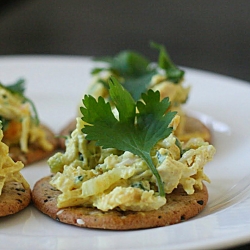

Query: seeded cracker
0 182 31 217
32 175 208 230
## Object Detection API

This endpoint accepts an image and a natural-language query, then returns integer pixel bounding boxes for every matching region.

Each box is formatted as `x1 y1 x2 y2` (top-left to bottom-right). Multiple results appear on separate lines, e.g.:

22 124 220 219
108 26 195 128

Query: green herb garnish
75 175 84 183
91 42 185 101
4 78 25 94
150 41 184 83
0 116 9 130
131 182 147 191
92 50 155 101
0 79 40 125
92 50 151 77
80 76 177 196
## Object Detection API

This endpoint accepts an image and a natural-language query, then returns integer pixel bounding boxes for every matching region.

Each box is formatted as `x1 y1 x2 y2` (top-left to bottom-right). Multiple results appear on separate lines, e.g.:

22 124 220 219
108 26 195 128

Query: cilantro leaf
108 77 135 123
92 50 151 77
137 90 175 142
91 50 155 101
150 41 184 83
80 76 177 196
3 78 25 94
122 72 156 101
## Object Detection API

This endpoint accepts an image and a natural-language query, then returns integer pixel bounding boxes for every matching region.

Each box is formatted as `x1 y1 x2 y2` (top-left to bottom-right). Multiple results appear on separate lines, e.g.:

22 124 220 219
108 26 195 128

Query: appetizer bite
0 122 31 217
60 42 211 145
32 78 216 230
0 79 58 165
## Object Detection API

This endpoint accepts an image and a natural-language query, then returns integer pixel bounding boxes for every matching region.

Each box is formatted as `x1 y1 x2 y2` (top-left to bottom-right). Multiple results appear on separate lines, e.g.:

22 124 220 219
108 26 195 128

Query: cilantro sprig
91 41 184 101
150 41 184 83
80 76 177 196
4 78 25 94
92 50 155 101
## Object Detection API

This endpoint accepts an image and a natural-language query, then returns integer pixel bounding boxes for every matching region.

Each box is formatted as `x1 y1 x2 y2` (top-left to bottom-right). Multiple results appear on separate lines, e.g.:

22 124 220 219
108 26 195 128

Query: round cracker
32 175 208 230
7 124 59 166
0 182 31 217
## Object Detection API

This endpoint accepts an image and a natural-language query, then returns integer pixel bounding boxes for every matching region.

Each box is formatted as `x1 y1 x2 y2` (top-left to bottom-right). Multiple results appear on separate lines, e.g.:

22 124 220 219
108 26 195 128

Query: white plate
0 55 250 250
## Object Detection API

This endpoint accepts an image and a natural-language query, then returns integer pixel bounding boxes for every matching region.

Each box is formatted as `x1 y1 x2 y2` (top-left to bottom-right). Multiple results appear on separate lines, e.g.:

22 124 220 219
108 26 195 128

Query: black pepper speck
197 200 204 205
181 215 185 221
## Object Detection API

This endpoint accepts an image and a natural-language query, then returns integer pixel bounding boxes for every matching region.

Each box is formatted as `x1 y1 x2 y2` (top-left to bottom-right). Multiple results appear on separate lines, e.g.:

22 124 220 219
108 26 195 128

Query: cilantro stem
138 151 165 197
